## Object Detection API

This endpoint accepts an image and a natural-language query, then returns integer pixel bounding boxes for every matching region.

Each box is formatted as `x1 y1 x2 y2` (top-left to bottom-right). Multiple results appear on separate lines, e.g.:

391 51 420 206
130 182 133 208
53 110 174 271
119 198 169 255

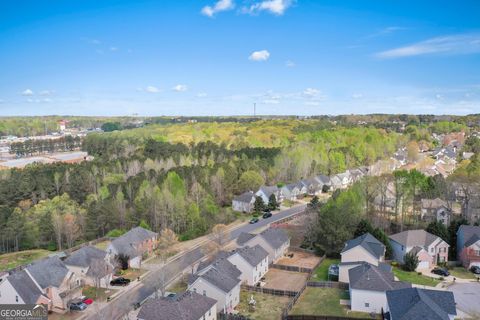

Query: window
365 303 369 308
203 290 206 296
193 288 197 293
15 295 18 303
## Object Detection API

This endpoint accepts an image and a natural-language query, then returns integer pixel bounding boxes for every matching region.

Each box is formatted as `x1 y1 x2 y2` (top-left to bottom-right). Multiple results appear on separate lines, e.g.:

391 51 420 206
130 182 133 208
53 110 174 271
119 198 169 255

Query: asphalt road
448 282 480 317
87 203 307 320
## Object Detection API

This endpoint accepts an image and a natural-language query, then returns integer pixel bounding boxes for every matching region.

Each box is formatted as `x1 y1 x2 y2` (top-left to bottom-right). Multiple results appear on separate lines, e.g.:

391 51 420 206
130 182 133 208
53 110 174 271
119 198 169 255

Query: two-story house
314 175 331 193
389 230 449 270
225 245 269 285
232 191 255 213
255 186 283 205
420 198 451 226
137 291 217 320
64 246 113 288
457 225 480 268
107 226 158 268
236 228 290 264
281 183 302 201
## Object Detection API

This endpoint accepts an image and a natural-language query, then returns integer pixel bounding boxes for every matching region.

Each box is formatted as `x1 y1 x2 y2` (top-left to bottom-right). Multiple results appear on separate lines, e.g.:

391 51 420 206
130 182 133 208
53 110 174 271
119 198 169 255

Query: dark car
431 268 450 277
110 277 131 286
470 266 480 275
69 300 87 311
249 217 259 224
262 211 272 219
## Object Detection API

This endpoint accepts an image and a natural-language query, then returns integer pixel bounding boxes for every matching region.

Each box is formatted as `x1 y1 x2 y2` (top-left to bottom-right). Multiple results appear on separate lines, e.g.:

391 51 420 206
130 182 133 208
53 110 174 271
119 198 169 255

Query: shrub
107 229 126 238
403 252 419 272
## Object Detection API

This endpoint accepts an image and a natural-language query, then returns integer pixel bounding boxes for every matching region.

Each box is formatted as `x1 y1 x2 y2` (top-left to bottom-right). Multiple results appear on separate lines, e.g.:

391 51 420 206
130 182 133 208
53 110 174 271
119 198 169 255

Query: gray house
256 186 283 205
232 191 255 213
237 228 290 263
64 246 113 288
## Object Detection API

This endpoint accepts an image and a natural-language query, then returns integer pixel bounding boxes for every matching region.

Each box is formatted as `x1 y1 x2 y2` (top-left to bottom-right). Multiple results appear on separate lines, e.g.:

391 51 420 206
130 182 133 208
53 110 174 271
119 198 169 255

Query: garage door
417 261 430 270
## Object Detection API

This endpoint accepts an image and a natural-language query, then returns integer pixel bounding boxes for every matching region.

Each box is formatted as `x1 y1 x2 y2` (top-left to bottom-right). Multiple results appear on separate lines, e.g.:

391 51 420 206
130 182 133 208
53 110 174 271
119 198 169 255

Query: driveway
448 282 480 317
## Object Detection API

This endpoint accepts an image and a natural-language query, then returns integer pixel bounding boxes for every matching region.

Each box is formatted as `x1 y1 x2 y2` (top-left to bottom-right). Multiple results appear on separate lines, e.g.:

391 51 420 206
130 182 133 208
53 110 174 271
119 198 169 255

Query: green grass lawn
0 249 52 271
167 280 188 293
310 258 340 281
237 290 291 320
448 267 477 280
392 266 440 287
290 288 372 318
82 286 116 302
116 268 147 280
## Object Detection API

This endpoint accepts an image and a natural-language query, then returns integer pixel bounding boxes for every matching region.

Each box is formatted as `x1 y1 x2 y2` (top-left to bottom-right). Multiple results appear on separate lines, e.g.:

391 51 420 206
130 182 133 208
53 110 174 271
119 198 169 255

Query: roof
386 288 456 320
26 257 69 289
110 226 158 257
231 245 268 267
7 270 44 304
389 230 445 248
349 263 411 292
138 291 216 320
85 259 113 279
257 186 279 198
64 246 107 268
315 175 331 185
341 233 385 260
195 264 241 293
259 228 289 249
233 191 255 203
458 225 480 248
421 198 448 209
236 232 256 246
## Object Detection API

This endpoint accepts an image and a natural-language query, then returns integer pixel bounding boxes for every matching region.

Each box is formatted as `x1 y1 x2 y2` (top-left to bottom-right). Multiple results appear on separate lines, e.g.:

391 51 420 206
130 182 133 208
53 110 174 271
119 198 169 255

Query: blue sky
1 0 480 116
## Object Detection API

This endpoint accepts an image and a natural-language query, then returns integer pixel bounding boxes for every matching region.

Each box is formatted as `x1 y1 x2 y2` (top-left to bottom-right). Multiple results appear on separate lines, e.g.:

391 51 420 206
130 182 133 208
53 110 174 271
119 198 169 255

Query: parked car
431 268 450 277
110 277 131 286
69 300 87 311
83 298 93 305
262 211 272 219
470 266 480 275
249 217 259 224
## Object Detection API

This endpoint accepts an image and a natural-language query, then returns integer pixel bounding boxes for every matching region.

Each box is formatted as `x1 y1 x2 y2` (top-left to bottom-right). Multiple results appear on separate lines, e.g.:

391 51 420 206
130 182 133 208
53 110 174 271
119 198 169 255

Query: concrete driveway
448 282 480 317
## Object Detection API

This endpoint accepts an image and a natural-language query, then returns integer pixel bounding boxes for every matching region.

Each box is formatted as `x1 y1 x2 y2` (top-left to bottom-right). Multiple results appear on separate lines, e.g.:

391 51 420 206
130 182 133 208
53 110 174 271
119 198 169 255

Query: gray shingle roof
389 230 444 248
341 233 385 260
458 225 480 248
315 175 331 185
111 226 157 257
231 245 268 267
259 228 289 250
64 246 106 268
7 270 44 304
349 263 411 291
26 256 69 289
233 191 255 203
196 265 241 293
85 258 113 279
138 291 216 320
386 288 456 320
236 232 256 246
258 186 279 198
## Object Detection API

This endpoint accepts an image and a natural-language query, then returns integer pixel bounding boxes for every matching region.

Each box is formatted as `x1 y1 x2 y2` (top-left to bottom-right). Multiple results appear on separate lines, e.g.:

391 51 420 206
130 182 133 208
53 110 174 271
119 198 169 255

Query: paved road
448 282 480 317
86 203 307 320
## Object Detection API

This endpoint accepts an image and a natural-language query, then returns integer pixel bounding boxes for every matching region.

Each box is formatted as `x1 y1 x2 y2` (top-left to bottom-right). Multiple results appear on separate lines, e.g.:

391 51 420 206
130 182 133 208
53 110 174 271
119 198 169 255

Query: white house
281 183 301 201
237 228 290 264
339 233 386 283
232 191 255 213
64 246 113 288
137 291 217 320
389 230 449 271
256 186 283 205
225 245 269 285
349 263 411 314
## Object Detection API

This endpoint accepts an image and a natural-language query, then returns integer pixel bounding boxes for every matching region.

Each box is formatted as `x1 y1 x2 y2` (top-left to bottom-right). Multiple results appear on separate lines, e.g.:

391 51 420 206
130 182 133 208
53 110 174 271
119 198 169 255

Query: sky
1 0 480 116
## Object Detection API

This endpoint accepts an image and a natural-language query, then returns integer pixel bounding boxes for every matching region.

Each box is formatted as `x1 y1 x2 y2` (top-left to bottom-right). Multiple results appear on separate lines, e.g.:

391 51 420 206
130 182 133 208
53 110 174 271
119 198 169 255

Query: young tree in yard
426 221 448 242
115 253 130 270
63 213 81 248
448 218 469 259
354 219 374 238
403 252 419 271
268 194 279 211
154 228 179 298
253 196 265 214
209 224 230 250
372 228 393 259
308 195 320 210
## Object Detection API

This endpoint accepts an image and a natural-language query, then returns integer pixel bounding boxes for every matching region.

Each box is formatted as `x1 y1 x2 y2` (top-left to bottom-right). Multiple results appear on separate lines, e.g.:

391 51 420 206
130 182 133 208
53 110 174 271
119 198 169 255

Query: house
456 225 480 268
281 183 302 201
330 172 352 190
224 245 269 285
339 233 386 283
137 291 217 320
420 198 451 226
232 191 255 213
236 228 290 264
300 178 321 195
255 186 283 205
188 259 241 314
349 168 364 183
389 230 449 270
385 287 456 320
64 246 113 288
0 257 83 313
349 263 411 314
107 226 158 268
314 174 331 193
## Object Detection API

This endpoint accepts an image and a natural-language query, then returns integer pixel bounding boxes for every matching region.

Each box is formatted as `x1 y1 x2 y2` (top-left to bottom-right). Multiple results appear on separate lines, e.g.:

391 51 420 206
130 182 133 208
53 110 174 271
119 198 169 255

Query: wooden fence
271 264 314 274
241 284 299 297
306 281 348 289
286 315 375 320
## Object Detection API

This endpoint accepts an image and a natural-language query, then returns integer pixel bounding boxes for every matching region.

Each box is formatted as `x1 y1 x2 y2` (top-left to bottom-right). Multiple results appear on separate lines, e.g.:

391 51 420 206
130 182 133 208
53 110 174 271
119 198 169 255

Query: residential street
84 203 307 320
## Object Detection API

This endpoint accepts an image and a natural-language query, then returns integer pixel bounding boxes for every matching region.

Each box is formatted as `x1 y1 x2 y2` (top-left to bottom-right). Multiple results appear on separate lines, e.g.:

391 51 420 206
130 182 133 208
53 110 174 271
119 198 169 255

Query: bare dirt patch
263 268 309 292
276 251 321 269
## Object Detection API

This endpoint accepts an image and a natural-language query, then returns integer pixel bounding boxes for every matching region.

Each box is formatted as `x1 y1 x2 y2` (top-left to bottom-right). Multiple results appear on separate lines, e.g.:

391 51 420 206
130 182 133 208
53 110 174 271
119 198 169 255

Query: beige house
225 245 269 285
237 228 290 264
64 246 113 288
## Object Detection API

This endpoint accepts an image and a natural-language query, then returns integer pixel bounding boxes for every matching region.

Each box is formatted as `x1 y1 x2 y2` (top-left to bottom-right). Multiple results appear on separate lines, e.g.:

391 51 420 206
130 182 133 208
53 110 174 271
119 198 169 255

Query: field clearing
0 249 52 271
263 269 309 292
276 251 322 269
237 290 291 320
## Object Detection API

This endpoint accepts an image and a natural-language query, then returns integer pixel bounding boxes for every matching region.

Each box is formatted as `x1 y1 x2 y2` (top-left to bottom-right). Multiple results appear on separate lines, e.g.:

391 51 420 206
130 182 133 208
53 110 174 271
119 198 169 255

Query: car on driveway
470 266 480 275
431 267 450 277
110 277 131 286
69 300 87 311
249 217 259 224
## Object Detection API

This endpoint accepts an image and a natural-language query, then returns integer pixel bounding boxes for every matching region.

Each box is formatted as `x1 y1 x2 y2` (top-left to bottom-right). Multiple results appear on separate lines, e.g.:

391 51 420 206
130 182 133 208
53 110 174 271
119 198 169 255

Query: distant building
456 225 480 268
107 227 158 268
420 198 451 226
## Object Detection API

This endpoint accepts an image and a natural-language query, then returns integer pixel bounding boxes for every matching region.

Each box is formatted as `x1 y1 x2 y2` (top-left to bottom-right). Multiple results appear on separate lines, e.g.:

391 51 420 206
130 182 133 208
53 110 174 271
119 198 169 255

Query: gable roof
138 291 216 320
389 230 445 248
194 265 241 293
230 245 268 267
110 226 157 257
315 175 331 185
386 288 456 320
85 258 113 279
259 228 289 250
7 270 44 304
257 186 279 198
26 257 69 289
236 232 256 246
458 225 480 248
64 246 106 268
349 263 411 292
233 191 255 203
341 233 385 260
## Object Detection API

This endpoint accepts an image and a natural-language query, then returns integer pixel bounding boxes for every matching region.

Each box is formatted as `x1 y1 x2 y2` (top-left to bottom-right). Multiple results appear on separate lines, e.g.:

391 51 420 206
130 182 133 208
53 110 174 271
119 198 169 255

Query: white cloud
249 50 270 61
201 0 234 17
173 84 188 92
246 0 293 15
39 90 53 96
21 89 34 96
42 98 52 103
352 93 363 99
197 92 208 97
303 88 320 97
145 86 160 93
375 33 480 59
110 47 118 51
304 101 320 106
285 60 296 67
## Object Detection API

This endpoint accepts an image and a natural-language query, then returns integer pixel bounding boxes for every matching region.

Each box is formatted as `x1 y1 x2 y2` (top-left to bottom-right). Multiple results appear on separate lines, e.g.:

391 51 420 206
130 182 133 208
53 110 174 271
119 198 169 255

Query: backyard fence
241 284 299 297
271 264 314 274
306 281 348 290
285 315 375 320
